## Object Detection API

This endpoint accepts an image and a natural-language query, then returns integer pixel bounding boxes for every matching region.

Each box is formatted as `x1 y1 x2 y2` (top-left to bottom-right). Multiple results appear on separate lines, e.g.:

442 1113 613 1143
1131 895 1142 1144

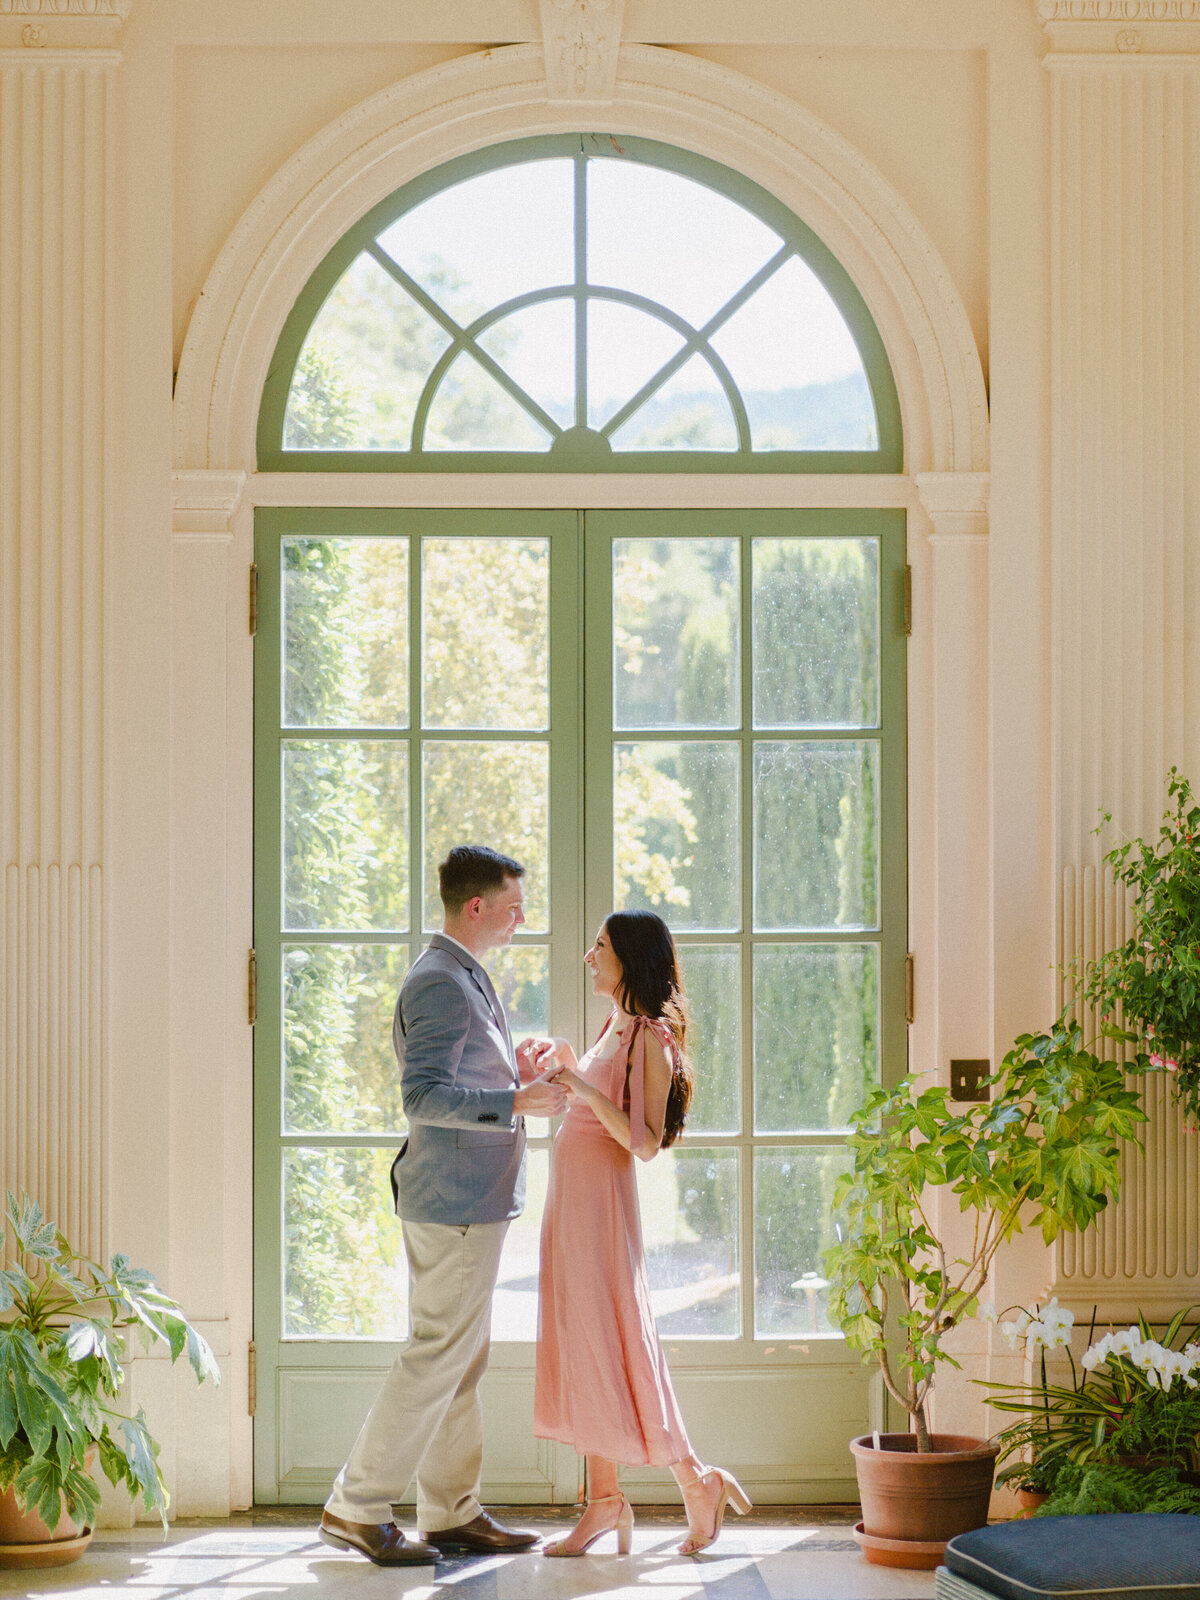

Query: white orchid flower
1109 1327 1139 1357
977 1301 998 1324
1039 1297 1075 1334
1044 1324 1072 1350
1082 1333 1113 1370
1025 1319 1048 1353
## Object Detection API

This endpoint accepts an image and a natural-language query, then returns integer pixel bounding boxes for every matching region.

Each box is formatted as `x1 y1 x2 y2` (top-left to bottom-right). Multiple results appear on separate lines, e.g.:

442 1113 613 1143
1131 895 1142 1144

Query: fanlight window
262 136 901 471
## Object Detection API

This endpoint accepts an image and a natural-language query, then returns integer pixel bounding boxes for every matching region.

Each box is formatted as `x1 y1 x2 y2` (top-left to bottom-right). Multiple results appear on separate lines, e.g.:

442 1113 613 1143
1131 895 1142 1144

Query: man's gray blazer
389 933 526 1225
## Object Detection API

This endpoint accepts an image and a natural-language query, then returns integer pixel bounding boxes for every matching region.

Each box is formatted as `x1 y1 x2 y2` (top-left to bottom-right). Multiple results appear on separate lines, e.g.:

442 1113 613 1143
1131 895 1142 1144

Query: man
320 845 566 1565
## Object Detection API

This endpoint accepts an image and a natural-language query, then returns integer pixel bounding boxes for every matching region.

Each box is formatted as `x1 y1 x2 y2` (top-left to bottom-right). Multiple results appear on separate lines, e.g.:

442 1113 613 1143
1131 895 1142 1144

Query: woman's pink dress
534 1014 693 1467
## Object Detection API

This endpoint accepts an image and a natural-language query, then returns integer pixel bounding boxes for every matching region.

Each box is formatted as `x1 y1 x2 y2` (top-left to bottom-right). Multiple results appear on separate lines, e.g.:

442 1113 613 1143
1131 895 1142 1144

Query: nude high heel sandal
542 1493 633 1557
678 1467 752 1556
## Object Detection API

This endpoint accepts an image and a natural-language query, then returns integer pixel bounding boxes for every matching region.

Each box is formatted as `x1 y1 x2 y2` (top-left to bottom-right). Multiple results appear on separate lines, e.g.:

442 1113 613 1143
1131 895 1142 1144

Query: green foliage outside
277 322 888 1340
0 1193 218 1533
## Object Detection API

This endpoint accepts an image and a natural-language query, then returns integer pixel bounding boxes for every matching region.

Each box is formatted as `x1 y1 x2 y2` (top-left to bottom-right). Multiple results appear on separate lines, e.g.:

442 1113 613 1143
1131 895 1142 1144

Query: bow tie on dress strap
621 1015 672 1158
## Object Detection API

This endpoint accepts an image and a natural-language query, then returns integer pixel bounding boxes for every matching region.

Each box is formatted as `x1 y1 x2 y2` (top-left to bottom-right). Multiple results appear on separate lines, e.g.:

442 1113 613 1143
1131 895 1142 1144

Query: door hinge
905 952 915 1025
248 948 257 1027
249 562 258 636
248 1340 257 1417
903 564 913 636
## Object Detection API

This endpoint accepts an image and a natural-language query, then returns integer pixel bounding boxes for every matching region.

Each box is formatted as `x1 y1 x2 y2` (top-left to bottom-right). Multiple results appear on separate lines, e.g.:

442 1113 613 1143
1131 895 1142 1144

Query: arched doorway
250 131 907 1506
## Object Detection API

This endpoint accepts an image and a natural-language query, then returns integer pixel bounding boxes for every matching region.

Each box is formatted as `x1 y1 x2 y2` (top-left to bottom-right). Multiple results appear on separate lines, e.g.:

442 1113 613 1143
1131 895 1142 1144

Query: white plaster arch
173 43 988 475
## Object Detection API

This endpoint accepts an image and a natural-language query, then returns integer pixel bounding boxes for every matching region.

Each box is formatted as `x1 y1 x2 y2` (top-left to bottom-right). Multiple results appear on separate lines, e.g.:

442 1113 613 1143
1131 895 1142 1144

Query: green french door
253 505 906 1504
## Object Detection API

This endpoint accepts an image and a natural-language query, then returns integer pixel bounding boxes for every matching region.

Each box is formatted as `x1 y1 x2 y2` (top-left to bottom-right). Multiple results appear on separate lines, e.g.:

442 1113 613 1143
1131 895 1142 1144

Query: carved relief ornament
540 0 625 101
0 0 131 13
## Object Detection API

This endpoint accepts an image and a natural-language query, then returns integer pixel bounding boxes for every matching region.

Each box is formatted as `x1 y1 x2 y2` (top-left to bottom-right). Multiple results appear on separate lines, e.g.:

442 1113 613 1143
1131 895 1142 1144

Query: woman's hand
517 1035 577 1077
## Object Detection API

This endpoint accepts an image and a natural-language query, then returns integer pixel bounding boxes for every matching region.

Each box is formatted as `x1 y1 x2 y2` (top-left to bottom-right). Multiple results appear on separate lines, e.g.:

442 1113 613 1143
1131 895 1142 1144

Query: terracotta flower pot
0 1449 96 1570
1016 1487 1048 1518
850 1432 999 1569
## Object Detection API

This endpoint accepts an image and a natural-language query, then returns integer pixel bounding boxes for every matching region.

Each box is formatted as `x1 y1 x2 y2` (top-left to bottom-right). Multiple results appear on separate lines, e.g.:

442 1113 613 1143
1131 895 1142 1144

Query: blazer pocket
456 1127 515 1147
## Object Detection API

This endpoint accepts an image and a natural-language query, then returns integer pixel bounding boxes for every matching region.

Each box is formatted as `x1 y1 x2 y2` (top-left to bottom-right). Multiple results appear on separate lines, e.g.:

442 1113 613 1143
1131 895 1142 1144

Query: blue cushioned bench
935 1514 1200 1600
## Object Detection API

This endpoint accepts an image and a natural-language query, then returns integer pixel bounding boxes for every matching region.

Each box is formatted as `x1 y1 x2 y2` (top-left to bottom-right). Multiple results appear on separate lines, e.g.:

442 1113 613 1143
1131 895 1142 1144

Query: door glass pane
422 538 549 729
587 158 782 329
423 741 549 931
754 1148 849 1337
608 353 737 452
283 536 410 728
283 741 409 931
643 1147 739 1338
613 538 739 730
377 159 575 327
709 257 877 451
491 1149 549 1340
283 253 452 451
488 944 550 1035
753 740 879 930
284 945 410 1133
753 944 879 1132
614 741 740 932
753 537 879 729
680 945 740 1134
283 1146 408 1338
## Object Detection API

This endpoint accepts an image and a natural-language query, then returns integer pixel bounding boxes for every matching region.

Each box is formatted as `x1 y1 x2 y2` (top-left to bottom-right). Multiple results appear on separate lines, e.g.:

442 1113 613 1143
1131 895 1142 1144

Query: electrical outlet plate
950 1058 990 1102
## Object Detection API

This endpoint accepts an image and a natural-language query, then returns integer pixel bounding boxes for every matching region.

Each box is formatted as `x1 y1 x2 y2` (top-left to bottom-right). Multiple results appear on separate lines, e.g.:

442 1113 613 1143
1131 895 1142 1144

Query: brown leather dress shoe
419 1509 539 1553
319 1511 438 1564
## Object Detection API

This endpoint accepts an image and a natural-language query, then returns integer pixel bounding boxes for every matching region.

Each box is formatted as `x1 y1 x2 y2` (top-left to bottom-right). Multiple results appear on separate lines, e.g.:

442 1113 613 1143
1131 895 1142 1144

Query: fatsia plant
0 1192 219 1533
825 1017 1147 1451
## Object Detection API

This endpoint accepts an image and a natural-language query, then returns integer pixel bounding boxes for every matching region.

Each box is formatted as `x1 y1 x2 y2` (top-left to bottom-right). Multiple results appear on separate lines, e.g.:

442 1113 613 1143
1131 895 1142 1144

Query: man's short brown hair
438 845 525 915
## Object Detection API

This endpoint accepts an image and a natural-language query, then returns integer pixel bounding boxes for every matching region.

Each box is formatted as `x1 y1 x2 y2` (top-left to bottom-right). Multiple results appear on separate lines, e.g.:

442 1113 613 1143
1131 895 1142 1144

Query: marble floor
0 1507 939 1600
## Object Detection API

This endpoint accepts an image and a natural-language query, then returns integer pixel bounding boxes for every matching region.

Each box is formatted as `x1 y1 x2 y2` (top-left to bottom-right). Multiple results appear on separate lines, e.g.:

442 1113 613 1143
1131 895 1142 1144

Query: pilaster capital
172 470 248 542
540 0 625 103
914 471 990 540
1037 1 1200 59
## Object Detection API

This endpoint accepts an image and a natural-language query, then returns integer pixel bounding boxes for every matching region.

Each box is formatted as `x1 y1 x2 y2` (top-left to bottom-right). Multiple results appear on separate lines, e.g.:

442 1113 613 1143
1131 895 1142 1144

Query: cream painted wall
684 46 990 383
4 0 1197 1523
173 44 478 362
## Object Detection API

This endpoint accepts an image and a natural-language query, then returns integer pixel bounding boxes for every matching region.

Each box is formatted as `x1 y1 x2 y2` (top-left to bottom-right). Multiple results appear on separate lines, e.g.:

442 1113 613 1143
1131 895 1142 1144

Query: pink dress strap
624 1016 674 1158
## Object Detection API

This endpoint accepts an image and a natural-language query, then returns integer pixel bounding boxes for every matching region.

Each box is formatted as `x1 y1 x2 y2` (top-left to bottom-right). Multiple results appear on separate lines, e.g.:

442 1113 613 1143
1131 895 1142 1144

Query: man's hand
512 1072 568 1117
515 1036 554 1083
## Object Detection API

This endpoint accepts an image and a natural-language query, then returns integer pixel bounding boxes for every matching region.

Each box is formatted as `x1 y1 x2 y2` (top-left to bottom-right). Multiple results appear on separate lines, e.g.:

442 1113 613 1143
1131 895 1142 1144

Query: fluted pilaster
1048 34 1200 1308
0 41 118 1258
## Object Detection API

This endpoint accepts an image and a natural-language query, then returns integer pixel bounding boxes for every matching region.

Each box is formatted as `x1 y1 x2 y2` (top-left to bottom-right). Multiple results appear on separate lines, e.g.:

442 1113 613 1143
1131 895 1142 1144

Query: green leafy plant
0 1192 219 1534
982 1306 1200 1489
825 1018 1147 1451
1035 1459 1200 1517
1085 768 1200 1122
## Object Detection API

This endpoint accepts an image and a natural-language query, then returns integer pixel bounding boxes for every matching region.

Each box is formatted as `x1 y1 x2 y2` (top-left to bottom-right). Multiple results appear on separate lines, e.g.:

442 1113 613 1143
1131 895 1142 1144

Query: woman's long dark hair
604 910 694 1148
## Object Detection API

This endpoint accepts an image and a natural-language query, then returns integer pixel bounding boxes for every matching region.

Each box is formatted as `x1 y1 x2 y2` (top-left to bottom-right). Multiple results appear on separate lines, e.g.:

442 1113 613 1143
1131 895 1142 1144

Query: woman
532 909 751 1557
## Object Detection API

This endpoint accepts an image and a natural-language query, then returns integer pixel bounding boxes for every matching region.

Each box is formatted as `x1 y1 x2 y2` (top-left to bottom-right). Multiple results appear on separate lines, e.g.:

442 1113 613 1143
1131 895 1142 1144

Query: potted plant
0 1192 219 1568
1085 768 1200 1122
981 1304 1200 1519
825 1016 1147 1568
975 1298 1088 1514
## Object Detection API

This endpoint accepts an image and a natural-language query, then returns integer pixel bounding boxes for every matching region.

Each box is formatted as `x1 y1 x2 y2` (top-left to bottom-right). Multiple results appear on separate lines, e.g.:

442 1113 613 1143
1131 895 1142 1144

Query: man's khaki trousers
324 1218 508 1531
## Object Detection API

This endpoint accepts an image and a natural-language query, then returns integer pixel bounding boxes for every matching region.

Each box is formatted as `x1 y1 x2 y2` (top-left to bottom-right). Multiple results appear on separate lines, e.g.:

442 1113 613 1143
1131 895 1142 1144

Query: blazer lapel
428 934 517 1078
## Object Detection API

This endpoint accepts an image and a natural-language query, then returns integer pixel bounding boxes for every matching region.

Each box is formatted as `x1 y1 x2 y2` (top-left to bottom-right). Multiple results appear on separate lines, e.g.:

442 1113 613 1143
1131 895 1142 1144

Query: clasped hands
513 1036 583 1115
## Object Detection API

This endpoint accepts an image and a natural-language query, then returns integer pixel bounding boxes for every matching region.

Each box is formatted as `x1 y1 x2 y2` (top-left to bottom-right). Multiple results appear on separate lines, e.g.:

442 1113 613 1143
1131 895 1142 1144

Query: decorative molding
1038 1 1200 19
540 0 625 101
174 44 987 477
0 0 131 14
172 469 247 540
914 471 990 537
